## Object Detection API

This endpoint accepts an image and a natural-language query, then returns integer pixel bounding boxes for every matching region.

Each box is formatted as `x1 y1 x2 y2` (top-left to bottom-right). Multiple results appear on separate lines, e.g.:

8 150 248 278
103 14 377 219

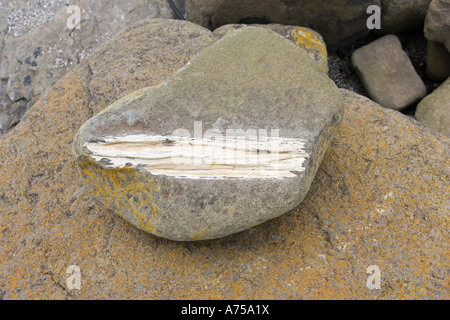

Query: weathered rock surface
74 27 344 241
185 0 381 49
213 24 328 73
0 19 448 299
0 0 176 137
378 0 431 34
416 77 450 137
424 0 450 52
351 34 427 110
426 40 450 81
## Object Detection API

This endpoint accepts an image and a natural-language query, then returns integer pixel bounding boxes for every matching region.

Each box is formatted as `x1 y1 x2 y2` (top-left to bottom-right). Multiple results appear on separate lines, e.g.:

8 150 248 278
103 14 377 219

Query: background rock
416 76 450 137
213 24 328 73
0 19 448 299
0 0 176 137
424 0 450 51
378 0 431 34
351 34 427 110
426 40 450 81
74 27 343 241
185 0 381 49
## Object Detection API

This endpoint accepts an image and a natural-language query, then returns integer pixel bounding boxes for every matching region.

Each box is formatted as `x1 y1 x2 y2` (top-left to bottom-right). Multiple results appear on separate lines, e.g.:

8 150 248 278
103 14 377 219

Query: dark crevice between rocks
238 16 271 25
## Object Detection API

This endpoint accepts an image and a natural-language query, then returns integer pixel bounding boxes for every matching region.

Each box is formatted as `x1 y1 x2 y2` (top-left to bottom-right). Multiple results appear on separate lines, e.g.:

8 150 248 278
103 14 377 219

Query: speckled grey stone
377 0 431 34
0 0 176 137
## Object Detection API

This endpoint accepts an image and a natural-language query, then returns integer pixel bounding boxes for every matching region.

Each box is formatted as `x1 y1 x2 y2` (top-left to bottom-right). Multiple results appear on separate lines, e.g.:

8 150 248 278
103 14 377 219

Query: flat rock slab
351 34 427 110
0 20 448 299
74 27 344 241
416 76 450 137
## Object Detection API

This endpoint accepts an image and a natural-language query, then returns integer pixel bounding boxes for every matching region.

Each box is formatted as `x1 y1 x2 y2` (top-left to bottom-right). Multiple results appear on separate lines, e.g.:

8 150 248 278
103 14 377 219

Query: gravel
2 0 71 37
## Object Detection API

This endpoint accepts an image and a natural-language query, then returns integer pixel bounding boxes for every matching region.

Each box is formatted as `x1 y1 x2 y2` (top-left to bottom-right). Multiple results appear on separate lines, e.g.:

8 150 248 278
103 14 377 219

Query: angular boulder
73 27 344 241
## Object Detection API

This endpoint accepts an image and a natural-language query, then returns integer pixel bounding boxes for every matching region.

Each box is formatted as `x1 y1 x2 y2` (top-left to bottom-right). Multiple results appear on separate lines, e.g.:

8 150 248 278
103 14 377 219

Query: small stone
416 77 450 137
74 27 344 241
424 0 450 52
426 40 450 81
351 34 427 110
213 24 328 73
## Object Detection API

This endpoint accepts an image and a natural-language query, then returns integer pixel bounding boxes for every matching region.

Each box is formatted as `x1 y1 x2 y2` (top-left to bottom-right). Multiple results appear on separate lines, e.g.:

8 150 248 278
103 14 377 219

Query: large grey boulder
351 34 427 110
74 27 344 241
416 77 450 137
185 0 380 49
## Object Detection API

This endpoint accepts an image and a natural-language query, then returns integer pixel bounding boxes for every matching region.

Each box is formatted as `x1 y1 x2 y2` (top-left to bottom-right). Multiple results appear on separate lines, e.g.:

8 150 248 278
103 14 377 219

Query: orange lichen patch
294 27 328 73
77 155 162 235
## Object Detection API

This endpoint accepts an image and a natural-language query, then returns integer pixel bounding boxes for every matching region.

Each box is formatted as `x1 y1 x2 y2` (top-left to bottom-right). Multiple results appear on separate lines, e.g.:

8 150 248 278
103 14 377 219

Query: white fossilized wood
85 134 309 179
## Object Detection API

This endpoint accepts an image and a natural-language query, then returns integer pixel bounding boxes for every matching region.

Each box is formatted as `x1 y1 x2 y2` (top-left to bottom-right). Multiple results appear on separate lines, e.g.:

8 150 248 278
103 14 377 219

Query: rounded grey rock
74 26 344 241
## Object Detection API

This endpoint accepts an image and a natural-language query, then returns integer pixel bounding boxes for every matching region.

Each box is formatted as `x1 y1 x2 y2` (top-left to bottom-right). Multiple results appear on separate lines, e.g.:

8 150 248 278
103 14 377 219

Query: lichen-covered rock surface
0 19 448 299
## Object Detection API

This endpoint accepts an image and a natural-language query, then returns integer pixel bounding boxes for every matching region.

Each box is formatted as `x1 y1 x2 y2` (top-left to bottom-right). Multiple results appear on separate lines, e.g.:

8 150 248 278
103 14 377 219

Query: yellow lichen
77 156 162 235
294 27 328 73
